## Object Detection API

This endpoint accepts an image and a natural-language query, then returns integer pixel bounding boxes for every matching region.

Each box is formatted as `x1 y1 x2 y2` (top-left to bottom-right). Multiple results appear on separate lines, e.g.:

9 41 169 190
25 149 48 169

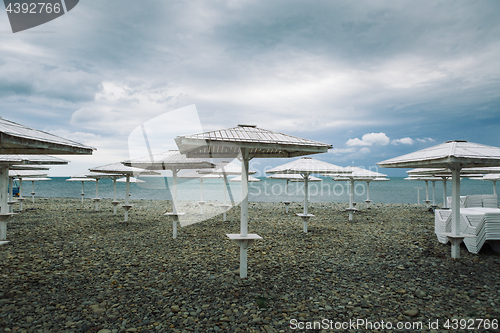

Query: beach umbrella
0 118 94 243
15 177 52 203
327 166 388 217
378 140 500 258
9 170 48 210
89 163 160 221
477 174 500 195
66 177 96 203
405 176 444 208
266 173 321 213
122 150 215 238
198 161 257 221
175 124 332 278
10 165 50 203
267 157 350 232
178 169 222 214
0 155 70 241
70 172 122 211
408 168 490 208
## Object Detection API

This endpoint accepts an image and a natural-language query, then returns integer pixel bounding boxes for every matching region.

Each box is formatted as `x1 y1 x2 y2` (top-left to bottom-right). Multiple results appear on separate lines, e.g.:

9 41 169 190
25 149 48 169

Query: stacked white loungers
435 195 500 254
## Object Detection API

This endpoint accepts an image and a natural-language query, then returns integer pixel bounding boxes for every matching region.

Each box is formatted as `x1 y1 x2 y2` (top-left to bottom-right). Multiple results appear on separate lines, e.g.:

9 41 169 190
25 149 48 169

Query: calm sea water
16 177 498 205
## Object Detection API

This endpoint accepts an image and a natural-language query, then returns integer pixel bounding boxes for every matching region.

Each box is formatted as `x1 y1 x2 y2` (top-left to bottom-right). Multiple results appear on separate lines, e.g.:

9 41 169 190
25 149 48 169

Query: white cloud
346 132 390 147
359 147 371 154
416 138 435 143
391 137 414 145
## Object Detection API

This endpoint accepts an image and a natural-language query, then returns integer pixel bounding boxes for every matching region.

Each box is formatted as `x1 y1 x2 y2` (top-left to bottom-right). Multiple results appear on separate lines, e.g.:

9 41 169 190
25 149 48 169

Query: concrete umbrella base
226 233 263 278
122 204 133 221
296 213 314 233
111 200 120 215
165 212 185 239
283 201 291 213
346 208 358 221
220 204 231 221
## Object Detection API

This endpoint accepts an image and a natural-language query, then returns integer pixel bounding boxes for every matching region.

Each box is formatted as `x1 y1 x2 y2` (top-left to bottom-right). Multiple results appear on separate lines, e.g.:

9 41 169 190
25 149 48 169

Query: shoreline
1 198 499 332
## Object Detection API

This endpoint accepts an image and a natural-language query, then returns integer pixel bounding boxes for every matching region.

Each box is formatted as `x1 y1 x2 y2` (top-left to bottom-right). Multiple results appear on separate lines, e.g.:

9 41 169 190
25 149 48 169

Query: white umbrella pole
94 179 99 211
493 180 497 196
432 181 436 205
349 178 354 220
223 174 228 221
81 181 85 203
450 167 462 258
303 175 309 215
18 179 23 211
113 178 117 215
425 181 430 207
240 155 250 277
284 179 290 214
442 178 447 208
124 175 130 221
200 179 204 214
8 177 13 214
366 181 371 208
172 169 178 238
31 181 35 203
303 175 310 232
0 167 9 240
241 158 249 237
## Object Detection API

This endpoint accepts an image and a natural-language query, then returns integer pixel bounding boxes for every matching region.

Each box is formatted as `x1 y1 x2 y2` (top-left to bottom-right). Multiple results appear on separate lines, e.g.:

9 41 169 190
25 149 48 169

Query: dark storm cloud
1 0 500 175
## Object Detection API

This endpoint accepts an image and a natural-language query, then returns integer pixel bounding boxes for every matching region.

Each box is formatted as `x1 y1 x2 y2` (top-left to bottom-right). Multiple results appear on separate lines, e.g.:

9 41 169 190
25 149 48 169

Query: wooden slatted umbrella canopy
0 118 94 244
377 140 500 258
175 124 332 278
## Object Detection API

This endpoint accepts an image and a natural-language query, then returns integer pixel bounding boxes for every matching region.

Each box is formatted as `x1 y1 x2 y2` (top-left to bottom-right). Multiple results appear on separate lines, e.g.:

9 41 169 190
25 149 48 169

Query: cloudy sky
1 0 500 176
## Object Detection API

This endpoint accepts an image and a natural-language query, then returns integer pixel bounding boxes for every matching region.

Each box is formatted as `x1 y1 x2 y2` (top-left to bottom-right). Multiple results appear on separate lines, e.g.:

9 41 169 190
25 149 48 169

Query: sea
15 177 498 206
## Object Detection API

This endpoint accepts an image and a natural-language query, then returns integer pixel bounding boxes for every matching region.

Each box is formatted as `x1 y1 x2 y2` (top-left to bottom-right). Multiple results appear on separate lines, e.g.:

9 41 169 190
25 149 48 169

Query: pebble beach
1 198 500 333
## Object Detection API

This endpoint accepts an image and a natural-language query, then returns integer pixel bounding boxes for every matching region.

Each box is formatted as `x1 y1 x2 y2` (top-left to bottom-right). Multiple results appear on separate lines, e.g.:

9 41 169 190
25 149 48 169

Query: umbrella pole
493 180 497 196
450 167 462 258
18 179 23 211
349 178 355 220
223 174 228 221
284 179 290 214
365 181 371 208
240 154 249 277
172 169 178 238
303 175 309 215
9 177 14 214
81 181 85 203
303 176 310 232
124 175 131 221
432 181 436 205
200 179 204 214
442 177 447 208
94 179 99 211
31 181 35 203
425 181 430 207
0 167 10 240
113 178 117 214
